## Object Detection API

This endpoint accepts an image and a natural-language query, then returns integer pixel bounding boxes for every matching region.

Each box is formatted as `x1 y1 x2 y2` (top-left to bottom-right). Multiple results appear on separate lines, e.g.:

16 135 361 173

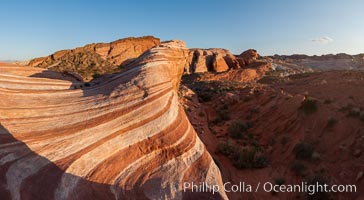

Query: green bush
293 142 314 160
228 120 248 139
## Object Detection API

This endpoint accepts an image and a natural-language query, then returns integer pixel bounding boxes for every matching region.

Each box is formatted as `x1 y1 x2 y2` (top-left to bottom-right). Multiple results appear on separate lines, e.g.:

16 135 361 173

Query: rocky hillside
180 70 364 200
0 41 227 200
270 53 364 72
27 36 160 80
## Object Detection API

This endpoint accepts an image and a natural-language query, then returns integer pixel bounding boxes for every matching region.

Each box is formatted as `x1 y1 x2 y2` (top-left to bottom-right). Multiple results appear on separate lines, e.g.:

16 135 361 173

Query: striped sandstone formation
0 41 227 200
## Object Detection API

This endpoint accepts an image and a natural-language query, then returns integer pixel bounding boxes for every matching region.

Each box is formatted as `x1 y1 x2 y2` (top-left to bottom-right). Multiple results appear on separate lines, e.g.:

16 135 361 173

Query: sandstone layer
0 41 227 200
27 36 160 80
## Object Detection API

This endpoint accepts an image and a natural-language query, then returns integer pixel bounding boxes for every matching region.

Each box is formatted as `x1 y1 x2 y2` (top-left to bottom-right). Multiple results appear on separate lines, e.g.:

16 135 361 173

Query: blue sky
1 0 363 60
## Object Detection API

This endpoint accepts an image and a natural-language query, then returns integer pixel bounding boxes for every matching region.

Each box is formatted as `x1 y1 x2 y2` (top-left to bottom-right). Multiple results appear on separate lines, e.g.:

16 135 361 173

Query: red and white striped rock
0 41 227 200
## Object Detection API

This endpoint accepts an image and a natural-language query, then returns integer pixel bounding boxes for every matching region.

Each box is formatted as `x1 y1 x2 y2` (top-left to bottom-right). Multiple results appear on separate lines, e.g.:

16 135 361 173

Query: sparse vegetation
339 103 353 112
323 99 332 104
340 104 364 121
212 108 230 124
228 120 248 139
305 174 332 200
293 142 314 160
274 177 285 186
198 111 205 117
92 72 101 79
216 141 236 156
301 96 318 114
233 147 269 169
326 116 337 128
184 107 191 112
290 161 306 176
184 96 192 101
198 92 213 102
281 135 289 145
216 140 269 170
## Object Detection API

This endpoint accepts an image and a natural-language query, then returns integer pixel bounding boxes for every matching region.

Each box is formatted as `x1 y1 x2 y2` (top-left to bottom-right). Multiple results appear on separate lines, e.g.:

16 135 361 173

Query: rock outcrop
27 36 267 79
27 36 161 80
237 49 259 66
0 41 227 200
186 48 240 74
185 48 267 74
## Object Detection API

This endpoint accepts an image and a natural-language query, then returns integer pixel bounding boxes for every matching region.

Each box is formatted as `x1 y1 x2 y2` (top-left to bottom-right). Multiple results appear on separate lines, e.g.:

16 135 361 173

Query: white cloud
311 36 333 44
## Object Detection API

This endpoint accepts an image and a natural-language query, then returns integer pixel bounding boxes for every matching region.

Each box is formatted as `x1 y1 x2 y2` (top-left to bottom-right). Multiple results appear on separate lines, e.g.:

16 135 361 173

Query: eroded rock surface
0 41 227 200
186 48 240 73
27 36 161 80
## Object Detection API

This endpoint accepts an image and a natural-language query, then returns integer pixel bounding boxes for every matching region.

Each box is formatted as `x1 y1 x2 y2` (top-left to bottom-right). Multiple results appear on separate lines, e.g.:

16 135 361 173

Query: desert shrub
213 109 230 124
323 99 332 104
198 92 213 102
268 137 276 146
92 72 100 79
293 142 314 160
348 107 361 117
274 177 286 186
228 120 248 139
361 112 364 121
340 104 364 121
221 104 229 110
218 109 230 120
216 141 236 156
301 96 318 114
339 103 353 112
326 117 337 128
290 161 306 176
184 107 191 112
198 111 205 117
184 96 192 101
233 148 256 169
253 153 270 168
233 148 269 169
281 135 290 145
305 174 332 200
243 96 252 102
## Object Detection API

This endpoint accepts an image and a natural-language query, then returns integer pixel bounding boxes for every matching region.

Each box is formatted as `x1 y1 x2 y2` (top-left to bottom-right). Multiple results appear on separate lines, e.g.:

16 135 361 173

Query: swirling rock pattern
0 41 227 200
